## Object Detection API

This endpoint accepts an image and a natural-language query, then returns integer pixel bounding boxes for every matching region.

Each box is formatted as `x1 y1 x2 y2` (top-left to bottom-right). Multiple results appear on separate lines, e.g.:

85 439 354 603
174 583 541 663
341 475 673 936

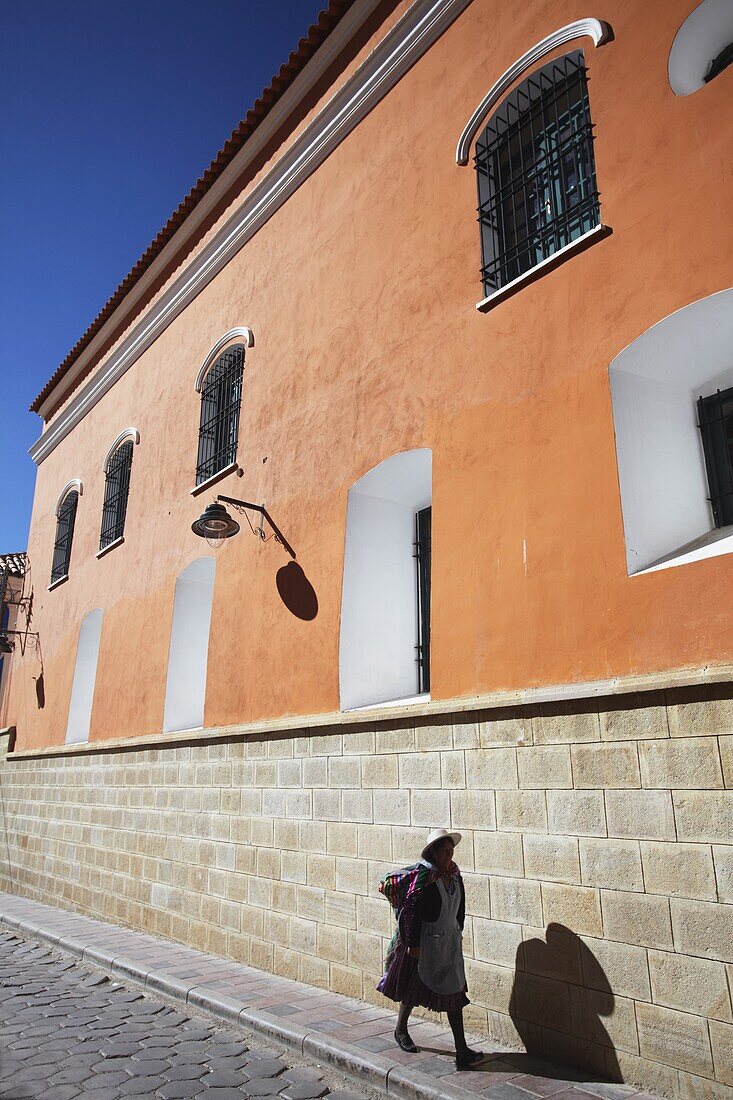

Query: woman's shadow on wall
507 923 622 1082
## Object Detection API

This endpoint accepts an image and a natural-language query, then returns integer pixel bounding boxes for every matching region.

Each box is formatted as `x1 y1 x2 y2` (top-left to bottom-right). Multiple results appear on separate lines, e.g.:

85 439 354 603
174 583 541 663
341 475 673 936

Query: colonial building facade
2 1 732 1094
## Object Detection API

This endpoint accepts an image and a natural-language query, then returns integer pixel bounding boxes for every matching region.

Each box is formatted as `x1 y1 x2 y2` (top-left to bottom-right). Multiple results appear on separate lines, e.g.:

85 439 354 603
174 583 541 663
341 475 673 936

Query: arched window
51 486 80 585
163 557 216 733
339 449 432 711
99 434 137 552
50 481 81 585
66 608 103 744
475 50 600 298
195 344 245 486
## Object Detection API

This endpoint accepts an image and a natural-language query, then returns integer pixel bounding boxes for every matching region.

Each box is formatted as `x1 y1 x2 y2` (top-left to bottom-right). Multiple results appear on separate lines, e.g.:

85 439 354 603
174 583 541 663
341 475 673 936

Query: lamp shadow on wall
34 672 45 709
275 562 318 621
507 923 622 1082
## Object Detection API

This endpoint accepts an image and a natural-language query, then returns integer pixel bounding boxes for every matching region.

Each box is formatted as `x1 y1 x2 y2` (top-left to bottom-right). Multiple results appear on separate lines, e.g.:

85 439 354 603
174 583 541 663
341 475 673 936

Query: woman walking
377 828 483 1070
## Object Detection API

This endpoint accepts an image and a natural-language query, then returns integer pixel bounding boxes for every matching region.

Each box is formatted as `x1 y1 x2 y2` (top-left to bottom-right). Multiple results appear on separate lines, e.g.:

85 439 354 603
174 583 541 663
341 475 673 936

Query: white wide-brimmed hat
421 828 462 860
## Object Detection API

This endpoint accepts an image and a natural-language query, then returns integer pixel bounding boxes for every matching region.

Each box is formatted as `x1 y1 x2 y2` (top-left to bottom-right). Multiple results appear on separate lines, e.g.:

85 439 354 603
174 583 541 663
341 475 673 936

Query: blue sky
0 0 324 553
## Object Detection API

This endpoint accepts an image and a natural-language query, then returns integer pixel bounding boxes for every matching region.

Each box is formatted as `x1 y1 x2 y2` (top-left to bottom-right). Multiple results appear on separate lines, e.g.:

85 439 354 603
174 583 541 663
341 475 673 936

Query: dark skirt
377 941 470 1013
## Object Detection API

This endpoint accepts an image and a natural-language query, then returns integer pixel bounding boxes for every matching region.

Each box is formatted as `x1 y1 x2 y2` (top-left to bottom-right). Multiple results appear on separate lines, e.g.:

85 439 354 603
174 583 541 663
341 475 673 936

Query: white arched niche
669 0 733 95
609 288 733 574
163 557 216 733
340 449 432 711
65 609 103 745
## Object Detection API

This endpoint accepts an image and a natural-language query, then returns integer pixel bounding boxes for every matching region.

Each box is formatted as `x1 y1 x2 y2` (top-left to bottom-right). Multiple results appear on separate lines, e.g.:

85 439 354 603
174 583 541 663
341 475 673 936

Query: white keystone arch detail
456 18 612 165
195 328 255 393
55 479 83 516
102 427 140 472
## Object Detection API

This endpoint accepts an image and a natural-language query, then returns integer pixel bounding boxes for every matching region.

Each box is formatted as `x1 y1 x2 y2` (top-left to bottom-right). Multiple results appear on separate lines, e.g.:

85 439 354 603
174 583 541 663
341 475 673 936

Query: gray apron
417 878 466 995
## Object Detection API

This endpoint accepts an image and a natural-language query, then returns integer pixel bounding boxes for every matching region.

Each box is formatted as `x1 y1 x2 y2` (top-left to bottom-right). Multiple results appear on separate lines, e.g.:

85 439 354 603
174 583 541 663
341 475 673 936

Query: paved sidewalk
0 892 653 1100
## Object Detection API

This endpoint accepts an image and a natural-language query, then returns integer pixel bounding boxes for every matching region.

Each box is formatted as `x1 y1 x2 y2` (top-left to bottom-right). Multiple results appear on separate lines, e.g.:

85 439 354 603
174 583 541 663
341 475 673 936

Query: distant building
2 2 732 1094
0 552 27 729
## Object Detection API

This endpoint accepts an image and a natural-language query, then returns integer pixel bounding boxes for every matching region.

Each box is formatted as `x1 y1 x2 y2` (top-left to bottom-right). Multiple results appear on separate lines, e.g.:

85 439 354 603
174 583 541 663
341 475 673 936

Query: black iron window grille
100 441 134 551
697 387 733 529
195 344 245 485
475 50 600 298
51 490 79 583
414 506 431 694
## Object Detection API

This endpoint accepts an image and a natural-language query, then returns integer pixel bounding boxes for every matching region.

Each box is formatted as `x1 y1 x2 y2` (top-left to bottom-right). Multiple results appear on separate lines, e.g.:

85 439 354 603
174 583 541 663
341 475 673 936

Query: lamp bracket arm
216 496 296 560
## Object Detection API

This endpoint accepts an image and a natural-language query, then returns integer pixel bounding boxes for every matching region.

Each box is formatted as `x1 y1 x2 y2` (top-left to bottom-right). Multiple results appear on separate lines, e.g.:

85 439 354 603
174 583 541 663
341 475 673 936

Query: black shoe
394 1029 418 1053
455 1048 484 1070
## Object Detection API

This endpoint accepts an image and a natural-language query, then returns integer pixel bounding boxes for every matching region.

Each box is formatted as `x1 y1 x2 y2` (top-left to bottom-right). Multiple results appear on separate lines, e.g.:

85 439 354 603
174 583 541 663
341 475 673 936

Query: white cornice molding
30 0 473 466
102 427 140 472
195 327 255 393
455 17 612 165
35 0 385 422
54 479 83 516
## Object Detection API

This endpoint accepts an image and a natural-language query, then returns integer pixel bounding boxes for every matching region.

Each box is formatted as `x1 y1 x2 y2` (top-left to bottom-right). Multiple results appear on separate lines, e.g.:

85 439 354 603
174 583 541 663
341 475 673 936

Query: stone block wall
1 684 732 1097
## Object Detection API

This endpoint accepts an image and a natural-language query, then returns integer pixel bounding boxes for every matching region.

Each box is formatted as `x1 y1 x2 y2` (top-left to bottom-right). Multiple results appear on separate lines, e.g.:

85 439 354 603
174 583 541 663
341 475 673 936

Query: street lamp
190 501 240 543
192 496 296 559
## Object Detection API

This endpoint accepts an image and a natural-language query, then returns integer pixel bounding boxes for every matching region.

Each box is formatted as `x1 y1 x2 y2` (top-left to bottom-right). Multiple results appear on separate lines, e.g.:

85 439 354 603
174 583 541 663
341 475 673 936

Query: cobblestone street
0 931 373 1100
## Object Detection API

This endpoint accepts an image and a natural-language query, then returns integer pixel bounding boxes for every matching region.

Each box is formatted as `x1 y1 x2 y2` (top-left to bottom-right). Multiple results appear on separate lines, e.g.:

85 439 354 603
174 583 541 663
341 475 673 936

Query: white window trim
344 692 431 713
96 536 124 560
635 525 733 576
47 574 69 592
195 328 254 393
102 427 139 472
476 223 610 312
190 461 239 497
54 479 83 516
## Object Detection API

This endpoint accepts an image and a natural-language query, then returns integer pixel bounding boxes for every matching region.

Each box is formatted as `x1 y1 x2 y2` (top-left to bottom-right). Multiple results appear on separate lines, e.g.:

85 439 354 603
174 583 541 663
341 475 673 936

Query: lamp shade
0 634 13 654
191 502 240 540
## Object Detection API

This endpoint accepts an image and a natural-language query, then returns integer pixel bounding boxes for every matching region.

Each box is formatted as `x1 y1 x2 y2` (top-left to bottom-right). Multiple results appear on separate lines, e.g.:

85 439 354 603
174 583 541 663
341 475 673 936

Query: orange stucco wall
10 0 733 750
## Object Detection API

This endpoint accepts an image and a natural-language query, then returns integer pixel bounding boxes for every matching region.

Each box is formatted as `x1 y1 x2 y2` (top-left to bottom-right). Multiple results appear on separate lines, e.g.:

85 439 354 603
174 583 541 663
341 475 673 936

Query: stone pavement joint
0 891 656 1100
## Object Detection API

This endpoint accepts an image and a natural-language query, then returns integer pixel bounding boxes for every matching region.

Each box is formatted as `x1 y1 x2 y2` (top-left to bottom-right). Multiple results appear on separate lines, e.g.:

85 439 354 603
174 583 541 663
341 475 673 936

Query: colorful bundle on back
379 860 437 914
379 858 461 914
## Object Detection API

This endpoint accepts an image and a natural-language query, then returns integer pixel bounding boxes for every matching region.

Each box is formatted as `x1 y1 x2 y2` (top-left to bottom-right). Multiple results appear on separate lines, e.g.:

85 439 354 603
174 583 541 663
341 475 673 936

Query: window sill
476 223 612 313
47 575 69 592
633 525 733 575
343 692 431 714
96 536 124 560
190 461 238 497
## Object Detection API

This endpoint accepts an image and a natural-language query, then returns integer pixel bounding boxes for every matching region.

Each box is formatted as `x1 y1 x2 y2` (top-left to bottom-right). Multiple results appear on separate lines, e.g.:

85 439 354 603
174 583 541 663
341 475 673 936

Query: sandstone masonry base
1 683 732 1099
